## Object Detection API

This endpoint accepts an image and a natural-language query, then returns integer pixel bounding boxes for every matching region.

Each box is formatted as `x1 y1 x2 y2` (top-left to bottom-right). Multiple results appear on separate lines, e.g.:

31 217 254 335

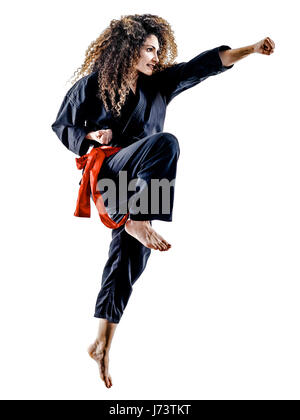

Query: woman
52 14 275 388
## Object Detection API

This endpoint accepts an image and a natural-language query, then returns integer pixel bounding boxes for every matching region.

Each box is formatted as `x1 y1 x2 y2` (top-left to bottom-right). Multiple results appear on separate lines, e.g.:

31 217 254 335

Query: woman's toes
160 240 171 250
105 375 112 388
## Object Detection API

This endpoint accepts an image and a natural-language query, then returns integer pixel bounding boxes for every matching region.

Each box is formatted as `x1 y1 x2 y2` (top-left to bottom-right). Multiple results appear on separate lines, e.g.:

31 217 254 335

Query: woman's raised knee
158 132 180 156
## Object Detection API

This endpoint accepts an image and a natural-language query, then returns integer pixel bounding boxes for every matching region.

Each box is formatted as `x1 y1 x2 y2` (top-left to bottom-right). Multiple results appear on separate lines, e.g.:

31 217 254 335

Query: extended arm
157 45 235 104
219 37 275 66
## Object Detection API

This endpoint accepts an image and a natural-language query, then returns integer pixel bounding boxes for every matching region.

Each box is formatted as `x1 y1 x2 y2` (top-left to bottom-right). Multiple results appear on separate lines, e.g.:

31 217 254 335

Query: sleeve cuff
217 45 234 70
79 137 93 156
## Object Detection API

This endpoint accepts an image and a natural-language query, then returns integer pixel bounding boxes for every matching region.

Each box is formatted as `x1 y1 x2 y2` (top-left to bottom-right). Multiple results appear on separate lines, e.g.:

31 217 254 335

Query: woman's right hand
85 129 113 145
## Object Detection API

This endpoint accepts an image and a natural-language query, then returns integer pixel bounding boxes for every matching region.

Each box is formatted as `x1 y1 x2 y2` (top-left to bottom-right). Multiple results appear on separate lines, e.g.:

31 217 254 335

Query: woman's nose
153 52 159 63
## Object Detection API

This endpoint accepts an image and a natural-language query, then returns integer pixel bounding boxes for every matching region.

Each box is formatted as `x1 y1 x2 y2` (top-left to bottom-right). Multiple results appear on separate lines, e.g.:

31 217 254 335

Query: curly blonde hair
69 14 178 117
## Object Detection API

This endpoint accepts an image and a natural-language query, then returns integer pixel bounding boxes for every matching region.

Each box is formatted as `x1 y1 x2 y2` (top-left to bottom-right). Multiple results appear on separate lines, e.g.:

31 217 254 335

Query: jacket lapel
121 77 147 136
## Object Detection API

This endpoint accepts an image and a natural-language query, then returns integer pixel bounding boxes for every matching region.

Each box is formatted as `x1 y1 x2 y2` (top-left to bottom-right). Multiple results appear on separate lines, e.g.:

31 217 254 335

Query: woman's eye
147 48 152 52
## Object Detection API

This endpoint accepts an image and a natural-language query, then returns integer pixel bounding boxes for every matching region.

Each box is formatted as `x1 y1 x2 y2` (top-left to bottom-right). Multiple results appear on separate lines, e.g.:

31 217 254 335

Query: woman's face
135 34 160 76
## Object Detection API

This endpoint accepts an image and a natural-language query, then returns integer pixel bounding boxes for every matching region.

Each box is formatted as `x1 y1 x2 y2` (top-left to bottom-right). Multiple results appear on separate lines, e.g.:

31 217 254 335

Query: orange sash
74 146 129 229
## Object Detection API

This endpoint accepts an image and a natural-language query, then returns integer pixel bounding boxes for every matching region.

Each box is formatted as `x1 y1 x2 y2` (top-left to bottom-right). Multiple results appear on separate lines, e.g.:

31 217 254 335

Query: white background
1 0 299 400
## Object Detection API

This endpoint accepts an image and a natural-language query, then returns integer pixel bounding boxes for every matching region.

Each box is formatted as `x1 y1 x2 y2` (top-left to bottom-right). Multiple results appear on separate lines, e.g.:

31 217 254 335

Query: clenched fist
254 37 275 55
85 129 113 145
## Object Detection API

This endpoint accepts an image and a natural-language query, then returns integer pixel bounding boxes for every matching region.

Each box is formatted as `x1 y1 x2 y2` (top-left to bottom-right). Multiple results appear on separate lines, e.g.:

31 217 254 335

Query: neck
129 78 138 94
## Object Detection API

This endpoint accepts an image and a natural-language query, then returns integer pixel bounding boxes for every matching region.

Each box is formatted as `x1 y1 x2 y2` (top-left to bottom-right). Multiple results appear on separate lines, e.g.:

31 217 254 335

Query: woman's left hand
253 37 275 55
95 129 113 145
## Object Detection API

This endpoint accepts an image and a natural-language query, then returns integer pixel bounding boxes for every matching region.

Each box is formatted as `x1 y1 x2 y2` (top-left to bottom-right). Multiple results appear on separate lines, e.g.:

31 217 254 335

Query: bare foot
125 219 171 251
88 341 112 388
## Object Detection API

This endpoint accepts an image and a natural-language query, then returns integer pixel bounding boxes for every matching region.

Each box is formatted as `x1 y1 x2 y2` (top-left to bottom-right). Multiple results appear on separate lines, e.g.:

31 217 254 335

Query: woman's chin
137 67 153 76
144 68 153 76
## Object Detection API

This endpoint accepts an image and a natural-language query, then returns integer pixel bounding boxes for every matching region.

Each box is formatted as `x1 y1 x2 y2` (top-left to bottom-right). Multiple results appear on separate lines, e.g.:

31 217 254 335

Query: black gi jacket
51 45 234 156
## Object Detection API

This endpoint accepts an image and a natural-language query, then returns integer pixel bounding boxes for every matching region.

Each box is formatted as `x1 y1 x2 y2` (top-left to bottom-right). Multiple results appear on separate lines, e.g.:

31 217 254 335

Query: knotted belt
74 146 129 229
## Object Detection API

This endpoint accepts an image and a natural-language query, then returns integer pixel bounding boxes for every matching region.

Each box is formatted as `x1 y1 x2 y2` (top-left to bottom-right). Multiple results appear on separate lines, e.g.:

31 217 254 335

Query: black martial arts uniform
52 45 234 323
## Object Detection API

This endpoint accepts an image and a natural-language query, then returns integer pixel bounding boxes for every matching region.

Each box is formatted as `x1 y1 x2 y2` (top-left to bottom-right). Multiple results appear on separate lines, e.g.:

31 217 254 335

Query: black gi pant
94 132 180 323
